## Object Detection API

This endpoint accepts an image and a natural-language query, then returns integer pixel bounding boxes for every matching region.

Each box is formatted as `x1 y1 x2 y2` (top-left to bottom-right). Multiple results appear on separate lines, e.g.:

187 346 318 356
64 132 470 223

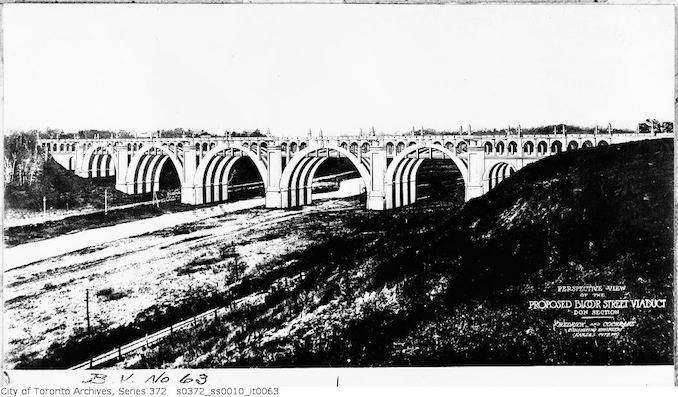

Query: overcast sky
3 4 674 136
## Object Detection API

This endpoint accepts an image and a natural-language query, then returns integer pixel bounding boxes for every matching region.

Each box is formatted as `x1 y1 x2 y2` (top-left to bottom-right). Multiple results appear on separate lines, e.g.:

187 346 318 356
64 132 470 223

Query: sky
3 4 674 136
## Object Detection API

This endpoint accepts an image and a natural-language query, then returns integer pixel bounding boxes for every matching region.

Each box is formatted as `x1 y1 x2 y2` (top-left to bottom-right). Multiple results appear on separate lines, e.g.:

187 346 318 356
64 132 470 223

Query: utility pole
86 289 91 335
85 289 92 368
104 189 108 215
42 196 46 217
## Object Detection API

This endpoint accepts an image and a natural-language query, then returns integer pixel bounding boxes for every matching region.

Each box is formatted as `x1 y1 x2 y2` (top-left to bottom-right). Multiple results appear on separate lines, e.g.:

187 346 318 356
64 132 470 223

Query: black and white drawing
2 4 674 371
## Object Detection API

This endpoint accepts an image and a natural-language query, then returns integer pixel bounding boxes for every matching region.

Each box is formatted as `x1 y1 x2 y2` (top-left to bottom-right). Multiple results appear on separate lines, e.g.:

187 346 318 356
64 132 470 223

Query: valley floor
5 178 425 368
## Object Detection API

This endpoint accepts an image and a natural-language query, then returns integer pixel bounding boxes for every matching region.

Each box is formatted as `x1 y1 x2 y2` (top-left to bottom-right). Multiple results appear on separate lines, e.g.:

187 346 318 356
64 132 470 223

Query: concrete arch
91 154 114 178
136 155 169 194
126 143 185 187
597 140 609 146
349 142 359 155
508 141 518 155
484 162 516 190
82 144 118 176
384 144 468 210
279 145 372 207
537 141 548 155
200 156 246 204
194 144 269 191
385 143 468 185
551 140 563 153
386 158 425 209
285 157 324 207
523 141 534 155
385 144 468 190
456 141 468 154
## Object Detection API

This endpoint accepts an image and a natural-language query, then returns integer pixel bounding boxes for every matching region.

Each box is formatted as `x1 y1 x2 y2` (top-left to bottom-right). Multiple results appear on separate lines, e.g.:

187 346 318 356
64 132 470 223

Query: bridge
40 128 672 211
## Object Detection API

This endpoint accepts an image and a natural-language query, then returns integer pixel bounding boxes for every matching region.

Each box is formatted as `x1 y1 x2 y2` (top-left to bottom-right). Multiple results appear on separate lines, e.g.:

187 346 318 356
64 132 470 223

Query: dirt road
4 179 364 270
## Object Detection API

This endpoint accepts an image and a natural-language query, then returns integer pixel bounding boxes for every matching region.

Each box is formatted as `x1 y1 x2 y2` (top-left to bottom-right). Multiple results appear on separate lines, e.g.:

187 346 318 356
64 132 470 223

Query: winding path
3 178 363 270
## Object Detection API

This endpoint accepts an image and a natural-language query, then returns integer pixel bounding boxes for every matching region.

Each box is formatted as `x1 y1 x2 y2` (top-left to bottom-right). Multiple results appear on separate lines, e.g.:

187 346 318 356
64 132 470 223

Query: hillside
124 138 672 367
22 138 672 368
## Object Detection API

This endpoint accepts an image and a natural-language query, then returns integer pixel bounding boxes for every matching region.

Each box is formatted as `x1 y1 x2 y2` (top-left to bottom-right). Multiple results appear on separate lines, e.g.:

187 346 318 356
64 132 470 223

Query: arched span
384 144 468 210
82 144 117 176
126 144 185 194
279 145 372 208
385 144 468 187
193 144 269 191
198 156 251 204
484 162 516 190
386 158 425 209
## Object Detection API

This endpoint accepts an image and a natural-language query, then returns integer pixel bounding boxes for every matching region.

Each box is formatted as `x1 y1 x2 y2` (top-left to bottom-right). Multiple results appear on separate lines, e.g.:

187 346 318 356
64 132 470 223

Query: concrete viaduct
40 129 672 211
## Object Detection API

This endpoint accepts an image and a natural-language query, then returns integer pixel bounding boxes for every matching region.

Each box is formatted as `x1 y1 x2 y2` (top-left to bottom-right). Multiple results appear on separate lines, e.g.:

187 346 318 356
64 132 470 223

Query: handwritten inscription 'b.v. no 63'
83 372 208 385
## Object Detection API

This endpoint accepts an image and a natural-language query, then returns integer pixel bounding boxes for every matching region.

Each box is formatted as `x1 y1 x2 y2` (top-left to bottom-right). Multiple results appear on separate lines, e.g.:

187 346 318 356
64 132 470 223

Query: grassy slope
128 138 673 367
388 137 674 365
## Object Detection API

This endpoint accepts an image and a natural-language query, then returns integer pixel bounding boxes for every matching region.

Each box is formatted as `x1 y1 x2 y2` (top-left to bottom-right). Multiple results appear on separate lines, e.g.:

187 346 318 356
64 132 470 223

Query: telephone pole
86 289 91 335
85 289 92 368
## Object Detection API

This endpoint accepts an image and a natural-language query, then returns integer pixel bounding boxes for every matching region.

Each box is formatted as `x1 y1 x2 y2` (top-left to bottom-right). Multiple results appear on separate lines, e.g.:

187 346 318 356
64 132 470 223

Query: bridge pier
465 143 486 201
180 146 198 205
366 145 387 211
74 144 87 178
114 143 130 193
265 145 283 208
